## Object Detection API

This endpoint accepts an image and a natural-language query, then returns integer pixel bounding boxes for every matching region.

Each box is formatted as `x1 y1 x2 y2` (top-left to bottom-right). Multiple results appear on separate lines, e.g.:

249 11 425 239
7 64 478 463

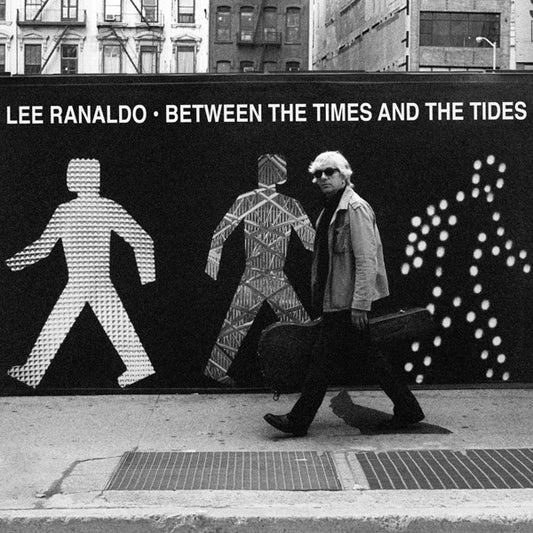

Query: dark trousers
289 311 424 429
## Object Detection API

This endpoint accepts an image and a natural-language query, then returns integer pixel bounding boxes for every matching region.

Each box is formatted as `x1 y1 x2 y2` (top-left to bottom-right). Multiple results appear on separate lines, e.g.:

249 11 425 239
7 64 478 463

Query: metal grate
106 451 342 491
356 448 533 490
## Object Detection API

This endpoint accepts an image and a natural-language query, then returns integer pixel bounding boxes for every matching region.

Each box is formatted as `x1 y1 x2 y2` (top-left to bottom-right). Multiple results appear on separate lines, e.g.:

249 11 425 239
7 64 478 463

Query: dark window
103 44 121 73
286 7 301 43
240 60 254 72
142 0 158 22
0 44 5 72
177 0 194 23
24 44 41 74
263 7 277 42
176 45 195 72
140 45 158 73
0 0 6 21
419 11 500 47
61 44 77 74
263 61 277 72
216 60 231 72
286 61 300 72
216 6 231 41
240 7 254 42
62 0 77 21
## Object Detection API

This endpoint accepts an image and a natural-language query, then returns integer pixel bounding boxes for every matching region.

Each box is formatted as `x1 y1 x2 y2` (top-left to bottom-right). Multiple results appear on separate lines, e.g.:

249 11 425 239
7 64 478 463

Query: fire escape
96 0 164 74
236 0 282 72
17 0 87 73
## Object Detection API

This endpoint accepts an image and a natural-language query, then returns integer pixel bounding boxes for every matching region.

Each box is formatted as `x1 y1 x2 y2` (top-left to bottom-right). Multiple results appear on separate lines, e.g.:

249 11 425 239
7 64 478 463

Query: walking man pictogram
6 158 156 388
205 155 315 384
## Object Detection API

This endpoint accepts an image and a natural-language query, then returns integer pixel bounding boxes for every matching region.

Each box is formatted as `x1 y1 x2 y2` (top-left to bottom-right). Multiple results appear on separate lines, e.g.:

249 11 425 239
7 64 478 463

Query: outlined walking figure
205 155 315 384
6 159 156 388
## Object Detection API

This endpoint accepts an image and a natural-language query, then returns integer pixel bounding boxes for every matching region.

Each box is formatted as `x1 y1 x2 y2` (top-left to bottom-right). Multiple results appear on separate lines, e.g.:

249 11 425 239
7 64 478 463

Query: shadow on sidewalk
330 390 452 435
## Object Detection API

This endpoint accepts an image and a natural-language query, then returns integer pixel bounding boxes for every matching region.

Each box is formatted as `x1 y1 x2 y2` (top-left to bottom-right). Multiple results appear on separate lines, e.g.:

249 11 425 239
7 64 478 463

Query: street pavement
0 387 532 532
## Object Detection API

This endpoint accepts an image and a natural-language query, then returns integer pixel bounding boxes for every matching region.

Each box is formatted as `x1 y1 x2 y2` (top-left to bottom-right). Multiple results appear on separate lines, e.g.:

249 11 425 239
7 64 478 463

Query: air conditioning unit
105 14 119 22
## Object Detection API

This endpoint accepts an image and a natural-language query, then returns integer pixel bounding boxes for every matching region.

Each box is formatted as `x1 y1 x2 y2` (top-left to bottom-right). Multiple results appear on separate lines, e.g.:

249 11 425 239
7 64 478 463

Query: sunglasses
312 167 339 179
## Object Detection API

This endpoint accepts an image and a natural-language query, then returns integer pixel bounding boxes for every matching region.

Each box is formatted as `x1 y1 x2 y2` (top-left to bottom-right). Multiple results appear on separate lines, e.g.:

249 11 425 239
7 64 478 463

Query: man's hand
351 309 368 331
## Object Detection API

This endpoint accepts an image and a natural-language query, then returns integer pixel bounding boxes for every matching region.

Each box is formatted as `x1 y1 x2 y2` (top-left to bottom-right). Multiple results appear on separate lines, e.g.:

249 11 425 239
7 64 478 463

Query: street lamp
476 36 497 71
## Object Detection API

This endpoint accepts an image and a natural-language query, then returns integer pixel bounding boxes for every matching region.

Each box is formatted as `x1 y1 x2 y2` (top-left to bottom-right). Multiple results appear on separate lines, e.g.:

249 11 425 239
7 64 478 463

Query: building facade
0 0 209 75
515 0 533 69
312 0 513 72
209 0 309 72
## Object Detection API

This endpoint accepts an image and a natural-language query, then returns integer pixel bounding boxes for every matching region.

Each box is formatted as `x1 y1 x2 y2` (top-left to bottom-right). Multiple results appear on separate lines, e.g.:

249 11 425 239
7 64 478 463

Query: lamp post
476 36 497 71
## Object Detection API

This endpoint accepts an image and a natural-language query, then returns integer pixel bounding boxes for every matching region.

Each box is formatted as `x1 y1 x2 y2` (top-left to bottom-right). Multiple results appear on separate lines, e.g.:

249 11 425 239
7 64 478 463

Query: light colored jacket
311 186 389 312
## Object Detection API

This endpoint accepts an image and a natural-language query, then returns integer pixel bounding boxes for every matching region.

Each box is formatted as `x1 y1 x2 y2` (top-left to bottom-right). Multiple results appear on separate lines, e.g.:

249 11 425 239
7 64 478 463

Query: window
420 12 500 47
240 7 254 42
215 6 231 41
286 61 300 72
62 0 78 21
24 44 41 74
177 0 194 23
176 45 195 73
216 60 231 72
140 45 158 73
0 0 5 21
240 60 254 72
61 44 77 74
263 61 277 72
103 44 122 73
0 44 5 73
263 7 277 42
25 0 43 21
142 0 158 22
104 0 122 21
286 7 301 43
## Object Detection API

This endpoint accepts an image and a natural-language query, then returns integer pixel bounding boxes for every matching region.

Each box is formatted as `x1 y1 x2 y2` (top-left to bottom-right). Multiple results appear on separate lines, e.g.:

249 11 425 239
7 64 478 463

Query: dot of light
433 336 442 347
405 362 414 372
411 342 420 352
473 284 482 294
487 155 495 165
432 286 442 297
475 328 484 339
473 249 482 260
478 233 487 242
418 241 427 252
496 178 504 189
436 247 445 258
432 216 441 227
498 163 506 173
408 232 417 242
401 263 410 275
472 173 480 185
435 266 443 277
416 375 424 384
421 224 430 235
486 369 494 378
470 265 479 277
481 300 490 311
472 188 480 198
497 227 505 237
448 215 457 226
493 212 501 221
467 311 476 322
427 205 436 216
507 256 516 267
442 316 451 328
492 336 502 346
474 160 482 170
484 185 491 193
457 191 465 202
424 356 432 367
497 354 506 364
413 256 424 268
439 230 449 241
486 192 494 203
406 245 415 256
439 199 448 210
502 371 510 381
520 250 527 259
453 296 462 307
411 216 422 227
481 350 489 360
505 240 513 250
524 264 531 274
488 317 498 328
427 303 435 314
492 246 500 256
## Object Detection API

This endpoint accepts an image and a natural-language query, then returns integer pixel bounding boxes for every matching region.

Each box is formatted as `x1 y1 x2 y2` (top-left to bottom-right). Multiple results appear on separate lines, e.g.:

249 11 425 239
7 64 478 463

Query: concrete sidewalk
0 388 532 532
